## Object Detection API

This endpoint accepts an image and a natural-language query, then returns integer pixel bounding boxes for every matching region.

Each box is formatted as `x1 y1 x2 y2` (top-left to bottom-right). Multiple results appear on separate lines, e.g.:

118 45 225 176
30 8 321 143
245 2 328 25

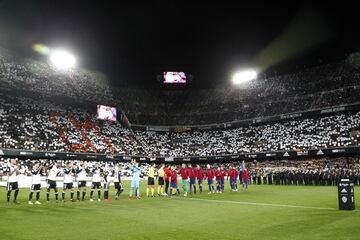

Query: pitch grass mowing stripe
179 197 360 212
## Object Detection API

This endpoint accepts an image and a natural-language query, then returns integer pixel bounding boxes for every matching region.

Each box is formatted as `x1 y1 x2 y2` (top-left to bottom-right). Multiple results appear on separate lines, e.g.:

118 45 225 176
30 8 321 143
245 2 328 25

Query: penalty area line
180 197 359 212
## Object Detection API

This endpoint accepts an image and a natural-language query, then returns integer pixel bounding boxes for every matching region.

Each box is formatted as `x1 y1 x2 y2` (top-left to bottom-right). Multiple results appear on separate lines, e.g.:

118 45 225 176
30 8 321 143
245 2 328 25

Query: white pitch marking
181 197 359 212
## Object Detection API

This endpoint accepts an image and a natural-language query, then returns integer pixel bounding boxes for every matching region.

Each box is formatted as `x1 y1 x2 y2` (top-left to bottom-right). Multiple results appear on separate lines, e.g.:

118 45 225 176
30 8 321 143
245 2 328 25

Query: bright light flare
50 49 76 69
32 43 50 55
232 69 257 85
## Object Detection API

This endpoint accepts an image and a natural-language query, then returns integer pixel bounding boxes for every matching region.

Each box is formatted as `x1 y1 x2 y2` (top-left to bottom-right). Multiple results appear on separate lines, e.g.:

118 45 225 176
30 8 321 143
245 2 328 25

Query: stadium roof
0 1 358 89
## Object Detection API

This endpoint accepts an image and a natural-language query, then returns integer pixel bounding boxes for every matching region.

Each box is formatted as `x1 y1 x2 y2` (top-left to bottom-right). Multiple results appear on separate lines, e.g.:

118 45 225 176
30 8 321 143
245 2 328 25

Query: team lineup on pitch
4 159 250 204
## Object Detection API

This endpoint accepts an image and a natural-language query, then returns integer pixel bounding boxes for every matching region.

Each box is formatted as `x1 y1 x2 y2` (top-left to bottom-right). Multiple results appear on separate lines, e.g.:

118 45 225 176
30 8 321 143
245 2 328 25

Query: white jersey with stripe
63 168 74 184
7 164 18 183
48 165 60 181
31 168 42 185
114 166 121 183
104 170 110 183
92 168 102 182
76 166 88 181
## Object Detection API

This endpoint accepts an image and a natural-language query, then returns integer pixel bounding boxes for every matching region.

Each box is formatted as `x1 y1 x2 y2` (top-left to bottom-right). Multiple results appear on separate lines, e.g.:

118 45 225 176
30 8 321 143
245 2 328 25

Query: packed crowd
1 47 360 125
246 158 360 186
1 92 360 156
131 67 360 125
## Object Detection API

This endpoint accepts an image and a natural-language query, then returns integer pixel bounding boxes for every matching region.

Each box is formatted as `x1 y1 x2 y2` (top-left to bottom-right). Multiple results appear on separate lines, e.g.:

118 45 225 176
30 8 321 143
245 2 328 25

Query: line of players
140 162 250 199
5 159 124 204
5 159 250 204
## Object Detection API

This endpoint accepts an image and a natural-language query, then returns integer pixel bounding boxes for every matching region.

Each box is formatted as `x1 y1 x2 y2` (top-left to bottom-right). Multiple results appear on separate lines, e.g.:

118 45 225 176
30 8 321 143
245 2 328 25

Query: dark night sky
0 0 358 89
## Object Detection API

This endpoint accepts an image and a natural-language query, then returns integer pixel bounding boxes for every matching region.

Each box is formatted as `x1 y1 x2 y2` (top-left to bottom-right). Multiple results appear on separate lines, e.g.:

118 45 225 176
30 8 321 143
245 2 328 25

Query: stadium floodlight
232 69 257 85
50 49 76 69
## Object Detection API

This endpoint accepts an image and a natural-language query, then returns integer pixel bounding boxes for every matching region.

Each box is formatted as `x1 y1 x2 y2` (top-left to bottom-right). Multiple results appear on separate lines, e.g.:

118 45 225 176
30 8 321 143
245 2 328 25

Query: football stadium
0 1 360 240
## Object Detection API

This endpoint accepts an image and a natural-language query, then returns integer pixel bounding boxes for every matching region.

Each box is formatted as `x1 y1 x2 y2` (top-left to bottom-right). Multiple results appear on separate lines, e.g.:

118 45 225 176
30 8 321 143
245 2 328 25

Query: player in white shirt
7 159 20 204
103 167 110 201
113 164 124 200
28 161 44 205
62 162 75 202
90 163 103 202
46 161 62 203
76 161 89 201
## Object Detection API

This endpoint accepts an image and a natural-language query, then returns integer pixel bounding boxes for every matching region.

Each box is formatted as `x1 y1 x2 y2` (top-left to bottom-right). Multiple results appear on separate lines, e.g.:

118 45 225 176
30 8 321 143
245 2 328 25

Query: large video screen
97 105 117 122
163 72 187 84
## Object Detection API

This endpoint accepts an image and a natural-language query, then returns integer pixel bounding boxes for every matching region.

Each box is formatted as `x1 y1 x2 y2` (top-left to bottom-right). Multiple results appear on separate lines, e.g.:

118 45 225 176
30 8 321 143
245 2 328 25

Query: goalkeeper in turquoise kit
129 159 142 199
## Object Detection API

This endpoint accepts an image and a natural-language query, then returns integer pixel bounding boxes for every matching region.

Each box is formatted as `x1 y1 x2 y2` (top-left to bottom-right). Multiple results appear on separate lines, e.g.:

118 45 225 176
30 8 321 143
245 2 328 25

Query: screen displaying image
163 72 187 83
97 105 117 122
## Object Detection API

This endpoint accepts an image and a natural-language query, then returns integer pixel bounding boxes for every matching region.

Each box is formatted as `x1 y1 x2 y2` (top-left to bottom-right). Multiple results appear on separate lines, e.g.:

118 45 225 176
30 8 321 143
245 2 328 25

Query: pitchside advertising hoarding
1 146 360 162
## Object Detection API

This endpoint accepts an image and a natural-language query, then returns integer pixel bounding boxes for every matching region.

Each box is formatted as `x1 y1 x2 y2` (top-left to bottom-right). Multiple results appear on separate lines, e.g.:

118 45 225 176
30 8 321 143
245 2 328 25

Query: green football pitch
0 182 359 240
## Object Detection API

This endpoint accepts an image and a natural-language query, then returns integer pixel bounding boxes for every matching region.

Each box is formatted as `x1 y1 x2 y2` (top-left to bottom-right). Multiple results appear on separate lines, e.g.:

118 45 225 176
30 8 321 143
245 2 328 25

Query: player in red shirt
220 166 227 192
164 165 172 195
228 166 234 190
233 167 239 191
179 164 189 197
169 166 180 196
228 165 238 191
205 164 215 194
215 167 222 193
188 164 197 195
196 165 204 193
242 168 250 190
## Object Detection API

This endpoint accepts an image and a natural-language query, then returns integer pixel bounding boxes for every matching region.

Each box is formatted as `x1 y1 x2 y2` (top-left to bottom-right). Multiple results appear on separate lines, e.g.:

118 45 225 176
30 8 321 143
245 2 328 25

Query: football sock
14 189 19 200
7 191 11 202
29 192 33 201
